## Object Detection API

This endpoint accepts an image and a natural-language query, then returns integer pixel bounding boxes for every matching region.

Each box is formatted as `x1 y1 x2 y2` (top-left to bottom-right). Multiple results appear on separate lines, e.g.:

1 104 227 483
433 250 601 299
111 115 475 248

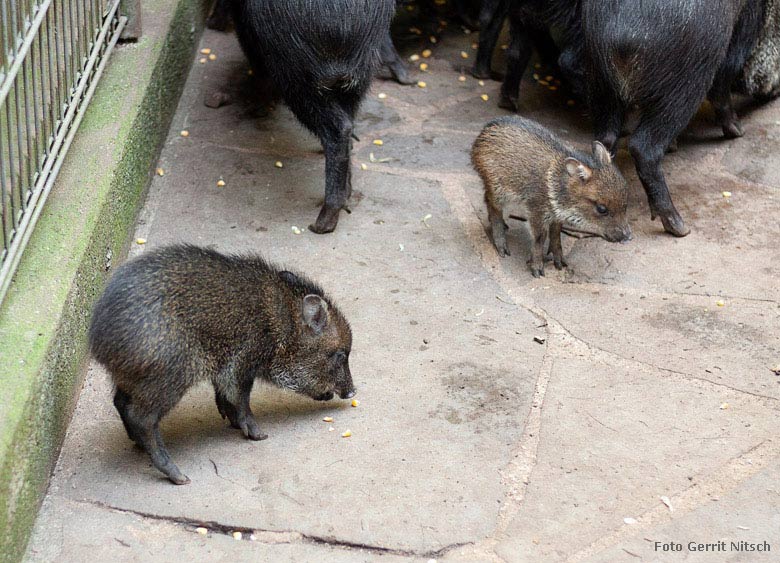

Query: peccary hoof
498 95 518 112
309 206 341 234
654 208 690 237
722 120 744 139
471 65 492 80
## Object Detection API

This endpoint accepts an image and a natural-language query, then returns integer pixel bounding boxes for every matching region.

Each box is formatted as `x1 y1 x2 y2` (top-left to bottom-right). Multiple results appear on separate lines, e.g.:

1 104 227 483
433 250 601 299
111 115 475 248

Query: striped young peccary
472 117 631 277
89 245 355 484
231 0 397 233
584 0 767 237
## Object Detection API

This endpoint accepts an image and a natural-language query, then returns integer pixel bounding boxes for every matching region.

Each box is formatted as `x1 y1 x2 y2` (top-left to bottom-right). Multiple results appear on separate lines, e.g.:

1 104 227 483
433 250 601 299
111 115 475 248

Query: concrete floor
25 18 780 563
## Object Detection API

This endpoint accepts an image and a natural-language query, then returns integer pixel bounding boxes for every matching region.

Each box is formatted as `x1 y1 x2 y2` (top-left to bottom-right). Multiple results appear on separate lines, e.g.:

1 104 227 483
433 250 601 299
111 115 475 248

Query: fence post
121 0 142 40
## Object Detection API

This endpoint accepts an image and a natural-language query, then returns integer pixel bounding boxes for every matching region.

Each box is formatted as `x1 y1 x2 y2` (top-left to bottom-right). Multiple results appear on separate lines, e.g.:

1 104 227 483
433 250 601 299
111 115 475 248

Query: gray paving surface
26 18 780 563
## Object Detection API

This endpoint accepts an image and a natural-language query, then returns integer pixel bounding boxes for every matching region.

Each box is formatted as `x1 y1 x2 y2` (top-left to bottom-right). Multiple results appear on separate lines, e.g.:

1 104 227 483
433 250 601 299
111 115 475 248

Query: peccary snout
605 225 633 243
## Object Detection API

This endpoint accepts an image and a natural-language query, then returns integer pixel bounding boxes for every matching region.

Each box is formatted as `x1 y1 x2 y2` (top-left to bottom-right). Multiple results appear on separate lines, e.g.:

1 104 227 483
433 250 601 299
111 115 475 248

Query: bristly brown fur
472 116 631 278
89 244 355 484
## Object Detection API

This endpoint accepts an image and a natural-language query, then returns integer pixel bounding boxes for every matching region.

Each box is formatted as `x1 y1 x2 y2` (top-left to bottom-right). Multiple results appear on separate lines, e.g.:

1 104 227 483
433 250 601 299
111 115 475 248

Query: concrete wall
0 0 212 560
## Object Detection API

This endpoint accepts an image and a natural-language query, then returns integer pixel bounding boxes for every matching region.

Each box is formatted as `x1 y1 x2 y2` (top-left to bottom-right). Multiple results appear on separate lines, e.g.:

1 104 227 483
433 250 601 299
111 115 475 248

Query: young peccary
89 245 355 484
472 116 631 277
583 0 766 237
231 0 396 233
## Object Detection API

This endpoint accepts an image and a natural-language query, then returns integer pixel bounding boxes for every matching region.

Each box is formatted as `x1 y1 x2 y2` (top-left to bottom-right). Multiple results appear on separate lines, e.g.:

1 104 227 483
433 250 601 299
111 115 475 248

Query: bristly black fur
230 0 396 234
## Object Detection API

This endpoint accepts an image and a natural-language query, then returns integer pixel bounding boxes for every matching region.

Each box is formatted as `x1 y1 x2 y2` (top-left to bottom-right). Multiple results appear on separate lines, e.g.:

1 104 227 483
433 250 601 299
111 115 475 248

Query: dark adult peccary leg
231 0 395 233
207 0 232 31
473 0 510 79
380 32 416 85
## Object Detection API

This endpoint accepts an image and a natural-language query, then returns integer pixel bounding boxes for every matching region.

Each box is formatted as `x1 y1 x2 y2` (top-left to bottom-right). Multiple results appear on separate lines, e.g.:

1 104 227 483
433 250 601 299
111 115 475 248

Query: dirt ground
25 15 780 563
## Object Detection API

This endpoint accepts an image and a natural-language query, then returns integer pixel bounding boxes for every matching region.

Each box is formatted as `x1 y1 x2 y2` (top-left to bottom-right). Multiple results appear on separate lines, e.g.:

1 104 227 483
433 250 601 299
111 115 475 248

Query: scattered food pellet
200 48 211 55
567 99 576 106
329 427 335 432
342 429 352 437
136 238 146 245
480 94 489 101
378 92 387 99
458 75 466 82
291 226 302 235
660 496 673 511
351 399 359 407
373 139 384 146
771 364 780 375
422 49 432 58
538 80 550 86
722 191 732 198
420 63 429 71
216 179 226 187
196 527 208 535
500 44 508 50
422 213 432 225
399 243 405 251
155 168 165 176
360 163 368 170
274 161 283 168
247 69 253 76
720 402 730 410
180 130 189 137
429 36 437 44
208 53 217 61
478 80 485 86
249 534 257 541
232 531 242 540
534 63 542 69
716 299 725 307
533 336 545 344
417 81 427 88
409 54 420 62
199 57 206 64
471 42 478 49
533 73 540 80
460 51 469 59
323 417 334 422
545 75 554 81
548 86 558 91
623 518 638 525
409 26 422 35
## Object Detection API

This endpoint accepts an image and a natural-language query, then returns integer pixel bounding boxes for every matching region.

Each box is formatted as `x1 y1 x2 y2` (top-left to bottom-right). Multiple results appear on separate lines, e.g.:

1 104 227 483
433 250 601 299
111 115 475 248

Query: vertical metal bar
4 101 18 231
0 129 9 252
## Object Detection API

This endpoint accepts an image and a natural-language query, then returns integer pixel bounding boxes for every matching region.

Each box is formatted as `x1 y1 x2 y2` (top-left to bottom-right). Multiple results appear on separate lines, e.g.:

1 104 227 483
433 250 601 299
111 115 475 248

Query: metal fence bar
0 0 126 303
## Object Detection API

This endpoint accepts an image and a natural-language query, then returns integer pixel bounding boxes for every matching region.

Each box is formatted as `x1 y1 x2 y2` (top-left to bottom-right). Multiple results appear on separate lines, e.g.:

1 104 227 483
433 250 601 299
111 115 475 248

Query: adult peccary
472 116 631 277
209 0 415 84
583 0 766 237
89 245 355 484
230 0 396 233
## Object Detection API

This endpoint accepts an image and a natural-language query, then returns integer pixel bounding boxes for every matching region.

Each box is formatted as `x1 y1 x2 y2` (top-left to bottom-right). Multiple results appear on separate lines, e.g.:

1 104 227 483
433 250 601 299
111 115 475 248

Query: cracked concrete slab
26 13 780 563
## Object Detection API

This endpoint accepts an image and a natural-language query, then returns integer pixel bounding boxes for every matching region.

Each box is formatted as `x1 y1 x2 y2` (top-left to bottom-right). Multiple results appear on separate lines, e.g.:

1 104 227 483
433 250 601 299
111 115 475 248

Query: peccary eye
595 204 609 216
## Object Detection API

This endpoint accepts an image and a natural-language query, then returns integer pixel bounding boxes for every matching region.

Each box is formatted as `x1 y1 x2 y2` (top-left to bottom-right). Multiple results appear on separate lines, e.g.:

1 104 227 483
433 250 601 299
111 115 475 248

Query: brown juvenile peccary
472 116 632 277
89 245 355 484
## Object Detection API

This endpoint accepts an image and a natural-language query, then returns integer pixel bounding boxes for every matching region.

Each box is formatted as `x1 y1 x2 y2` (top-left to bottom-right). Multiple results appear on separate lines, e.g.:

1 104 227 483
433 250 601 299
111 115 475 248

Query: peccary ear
592 141 611 166
302 295 329 334
279 271 297 284
565 158 592 182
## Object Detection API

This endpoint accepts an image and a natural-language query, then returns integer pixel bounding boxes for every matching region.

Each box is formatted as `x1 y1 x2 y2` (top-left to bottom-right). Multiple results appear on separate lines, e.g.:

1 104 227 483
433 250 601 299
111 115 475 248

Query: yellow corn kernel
216 179 225 187
232 532 242 540
196 527 208 535
180 130 189 137
458 75 466 82
208 53 217 61
351 399 359 407
480 94 489 101
417 81 427 88
460 51 469 59
422 49 432 58
378 92 387 99
722 191 732 198
199 57 207 64
373 139 383 146
155 168 164 176
136 238 146 245
420 63 428 71
409 54 420 62
716 300 725 307
342 430 352 437
274 161 283 168
323 417 333 422
200 48 211 55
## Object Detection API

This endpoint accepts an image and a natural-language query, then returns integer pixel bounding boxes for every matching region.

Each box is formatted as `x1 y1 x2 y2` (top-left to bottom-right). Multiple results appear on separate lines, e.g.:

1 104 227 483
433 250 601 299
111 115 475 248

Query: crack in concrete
76 499 471 559
565 439 780 562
